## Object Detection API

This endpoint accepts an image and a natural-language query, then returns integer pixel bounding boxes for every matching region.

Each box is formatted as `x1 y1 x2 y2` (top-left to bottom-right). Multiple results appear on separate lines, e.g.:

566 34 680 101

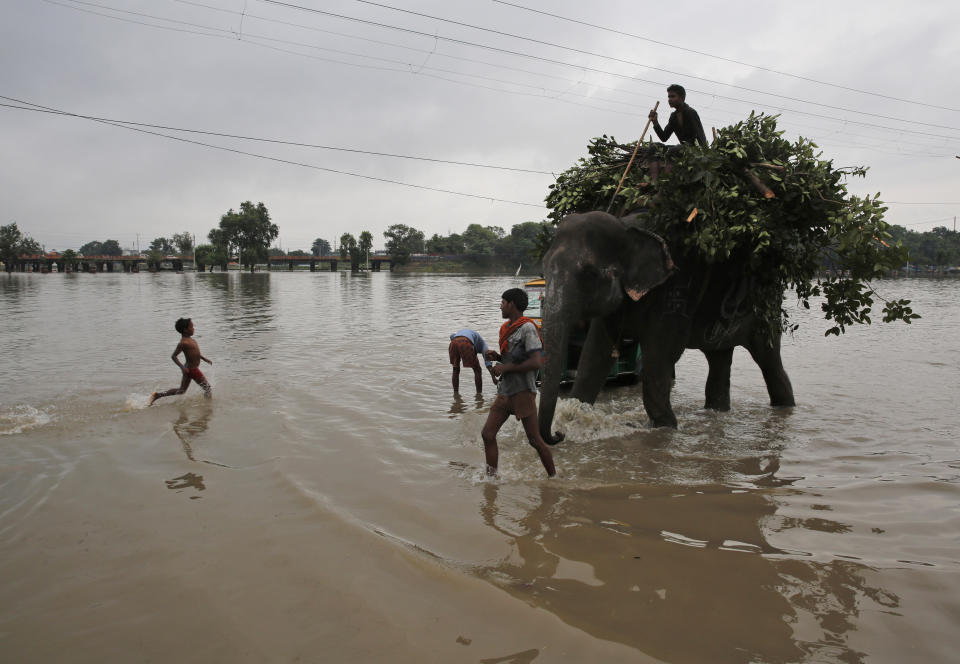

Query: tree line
10 200 953 274
888 225 960 269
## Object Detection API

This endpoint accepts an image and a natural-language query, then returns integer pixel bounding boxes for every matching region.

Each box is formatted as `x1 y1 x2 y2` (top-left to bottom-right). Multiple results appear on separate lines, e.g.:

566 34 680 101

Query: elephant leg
703 347 734 410
745 336 796 407
640 346 681 428
570 319 614 404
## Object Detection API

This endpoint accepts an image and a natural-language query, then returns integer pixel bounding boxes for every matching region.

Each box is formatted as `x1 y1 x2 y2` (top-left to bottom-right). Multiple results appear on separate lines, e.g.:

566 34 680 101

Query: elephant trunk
538 283 573 444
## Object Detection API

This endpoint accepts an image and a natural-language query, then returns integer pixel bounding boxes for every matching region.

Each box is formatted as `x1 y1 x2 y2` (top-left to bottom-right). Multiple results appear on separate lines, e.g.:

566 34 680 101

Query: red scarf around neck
499 317 535 353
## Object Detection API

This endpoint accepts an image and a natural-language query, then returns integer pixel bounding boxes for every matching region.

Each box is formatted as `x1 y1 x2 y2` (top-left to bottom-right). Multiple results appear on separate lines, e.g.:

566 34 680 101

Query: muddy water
1 272 958 663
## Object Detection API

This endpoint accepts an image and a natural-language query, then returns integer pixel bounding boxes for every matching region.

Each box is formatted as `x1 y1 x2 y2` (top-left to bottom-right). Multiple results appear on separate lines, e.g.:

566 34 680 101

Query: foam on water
124 393 155 410
0 404 54 436
550 397 648 442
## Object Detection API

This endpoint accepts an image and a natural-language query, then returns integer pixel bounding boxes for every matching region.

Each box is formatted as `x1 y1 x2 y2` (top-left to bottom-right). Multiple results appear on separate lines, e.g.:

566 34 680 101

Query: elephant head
538 211 675 443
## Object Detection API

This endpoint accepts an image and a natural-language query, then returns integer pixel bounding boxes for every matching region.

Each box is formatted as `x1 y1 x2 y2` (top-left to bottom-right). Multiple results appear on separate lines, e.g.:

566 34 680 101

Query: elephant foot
703 399 731 411
548 431 565 446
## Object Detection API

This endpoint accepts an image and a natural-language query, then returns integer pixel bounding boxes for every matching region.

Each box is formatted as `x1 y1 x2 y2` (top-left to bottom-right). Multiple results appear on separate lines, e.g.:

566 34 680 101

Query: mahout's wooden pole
606 101 659 213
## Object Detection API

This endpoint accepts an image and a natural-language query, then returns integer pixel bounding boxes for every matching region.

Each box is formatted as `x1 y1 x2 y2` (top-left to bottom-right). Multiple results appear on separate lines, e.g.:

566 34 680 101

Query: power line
0 96 551 174
310 0 960 129
170 0 960 153
491 0 960 113
7 97 955 210
43 0 960 143
899 217 955 227
1 99 545 208
256 0 960 141
884 201 960 205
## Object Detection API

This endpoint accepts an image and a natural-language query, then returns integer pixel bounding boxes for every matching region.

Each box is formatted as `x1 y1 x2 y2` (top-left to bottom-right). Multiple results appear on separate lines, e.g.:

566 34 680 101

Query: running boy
481 288 556 477
149 317 212 405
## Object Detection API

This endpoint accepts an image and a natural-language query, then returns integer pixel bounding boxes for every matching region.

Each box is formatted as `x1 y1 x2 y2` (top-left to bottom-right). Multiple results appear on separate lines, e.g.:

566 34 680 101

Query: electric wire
305 0 960 128
0 99 545 208
43 0 960 143
0 96 552 174
491 0 960 113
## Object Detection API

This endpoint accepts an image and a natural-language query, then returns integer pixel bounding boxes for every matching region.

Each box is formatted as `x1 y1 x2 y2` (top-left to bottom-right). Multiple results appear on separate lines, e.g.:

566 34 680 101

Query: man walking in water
481 289 556 478
649 83 708 147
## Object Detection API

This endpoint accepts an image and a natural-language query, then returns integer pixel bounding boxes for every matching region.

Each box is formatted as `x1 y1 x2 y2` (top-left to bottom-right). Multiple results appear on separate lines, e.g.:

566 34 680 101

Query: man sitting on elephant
481 288 556 478
646 84 708 182
650 83 708 147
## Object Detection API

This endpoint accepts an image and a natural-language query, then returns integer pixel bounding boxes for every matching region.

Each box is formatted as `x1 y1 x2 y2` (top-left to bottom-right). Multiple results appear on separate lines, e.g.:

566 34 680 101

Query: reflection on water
172 402 214 464
165 472 206 497
198 273 275 349
479 648 540 664
478 481 897 663
448 394 486 417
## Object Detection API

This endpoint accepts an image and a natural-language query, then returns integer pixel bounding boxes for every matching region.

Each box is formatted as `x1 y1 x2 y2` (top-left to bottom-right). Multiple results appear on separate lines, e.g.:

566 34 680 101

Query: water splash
124 393 154 410
0 404 54 435
551 397 648 442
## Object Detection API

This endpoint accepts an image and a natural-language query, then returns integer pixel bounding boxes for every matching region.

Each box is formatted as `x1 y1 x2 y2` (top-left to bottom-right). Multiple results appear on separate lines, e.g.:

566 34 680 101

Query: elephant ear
622 225 676 302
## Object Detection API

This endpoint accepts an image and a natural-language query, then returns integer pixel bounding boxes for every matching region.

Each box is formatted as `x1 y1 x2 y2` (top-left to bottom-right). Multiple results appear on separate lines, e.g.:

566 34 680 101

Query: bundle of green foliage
545 112 918 337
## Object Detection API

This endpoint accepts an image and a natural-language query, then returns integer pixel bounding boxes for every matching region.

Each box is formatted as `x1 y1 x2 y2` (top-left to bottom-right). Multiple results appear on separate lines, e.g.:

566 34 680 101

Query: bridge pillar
310 260 316 272
371 260 381 272
330 260 338 272
288 261 294 271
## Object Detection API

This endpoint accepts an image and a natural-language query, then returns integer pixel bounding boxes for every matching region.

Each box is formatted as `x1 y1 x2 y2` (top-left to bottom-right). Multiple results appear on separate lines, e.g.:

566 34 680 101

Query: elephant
538 211 795 439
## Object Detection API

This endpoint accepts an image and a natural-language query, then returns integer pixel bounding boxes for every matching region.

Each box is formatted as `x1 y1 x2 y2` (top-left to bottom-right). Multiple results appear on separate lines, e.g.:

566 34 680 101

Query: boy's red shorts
186 367 206 382
448 336 480 369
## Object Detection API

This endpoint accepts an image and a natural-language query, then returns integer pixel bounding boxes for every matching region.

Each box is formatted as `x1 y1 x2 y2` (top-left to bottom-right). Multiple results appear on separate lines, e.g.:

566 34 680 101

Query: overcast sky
2 0 958 252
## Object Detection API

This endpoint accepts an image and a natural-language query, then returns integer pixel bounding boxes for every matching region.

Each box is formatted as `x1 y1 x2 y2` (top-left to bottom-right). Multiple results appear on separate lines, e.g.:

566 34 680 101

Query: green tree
425 232 464 254
60 248 78 271
100 239 122 256
339 233 356 260
193 244 217 272
462 224 502 255
311 238 331 256
338 233 364 269
383 224 426 268
171 232 194 257
217 201 279 272
206 228 231 271
2 223 26 270
495 221 544 261
78 240 104 256
20 236 42 256
149 237 173 254
546 113 917 337
1 223 44 271
145 248 164 271
358 230 373 268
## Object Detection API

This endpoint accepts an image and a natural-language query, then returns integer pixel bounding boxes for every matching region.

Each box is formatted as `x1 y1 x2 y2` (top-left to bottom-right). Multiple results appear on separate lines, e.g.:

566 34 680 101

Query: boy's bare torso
178 337 203 368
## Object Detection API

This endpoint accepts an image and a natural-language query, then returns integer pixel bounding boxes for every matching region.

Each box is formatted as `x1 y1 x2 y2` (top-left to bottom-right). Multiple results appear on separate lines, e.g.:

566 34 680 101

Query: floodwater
1 271 958 663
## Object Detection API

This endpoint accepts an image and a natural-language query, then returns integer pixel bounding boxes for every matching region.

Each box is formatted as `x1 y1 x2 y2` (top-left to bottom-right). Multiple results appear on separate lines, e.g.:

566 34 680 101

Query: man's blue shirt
450 329 493 367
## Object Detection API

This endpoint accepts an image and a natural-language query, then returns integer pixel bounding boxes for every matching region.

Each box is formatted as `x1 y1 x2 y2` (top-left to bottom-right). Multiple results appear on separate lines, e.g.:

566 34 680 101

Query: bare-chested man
149 317 212 405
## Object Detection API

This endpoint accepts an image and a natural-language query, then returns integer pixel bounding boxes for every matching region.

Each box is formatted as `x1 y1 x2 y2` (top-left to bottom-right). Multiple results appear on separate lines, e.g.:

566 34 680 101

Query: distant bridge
264 254 393 272
3 254 395 273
